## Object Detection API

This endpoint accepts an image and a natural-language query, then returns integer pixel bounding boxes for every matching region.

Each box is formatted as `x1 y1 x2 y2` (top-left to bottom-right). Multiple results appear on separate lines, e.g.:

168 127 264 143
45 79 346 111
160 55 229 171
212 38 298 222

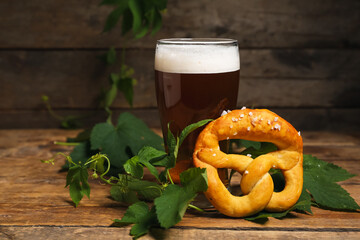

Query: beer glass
154 38 240 183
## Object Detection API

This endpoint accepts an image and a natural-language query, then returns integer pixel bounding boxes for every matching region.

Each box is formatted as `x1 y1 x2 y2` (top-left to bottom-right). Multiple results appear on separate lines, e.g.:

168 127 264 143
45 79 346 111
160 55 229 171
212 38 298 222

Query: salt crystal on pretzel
193 109 303 217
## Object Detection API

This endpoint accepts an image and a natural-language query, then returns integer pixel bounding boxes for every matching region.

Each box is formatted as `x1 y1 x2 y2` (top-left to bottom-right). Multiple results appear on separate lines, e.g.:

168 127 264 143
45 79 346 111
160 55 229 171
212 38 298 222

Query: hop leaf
303 155 359 210
154 168 208 229
65 165 90 207
90 112 164 168
114 202 159 239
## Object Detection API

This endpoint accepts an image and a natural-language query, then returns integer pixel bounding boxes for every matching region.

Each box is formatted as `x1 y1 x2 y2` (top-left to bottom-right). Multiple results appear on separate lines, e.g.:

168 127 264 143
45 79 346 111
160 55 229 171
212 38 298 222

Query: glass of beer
154 38 240 183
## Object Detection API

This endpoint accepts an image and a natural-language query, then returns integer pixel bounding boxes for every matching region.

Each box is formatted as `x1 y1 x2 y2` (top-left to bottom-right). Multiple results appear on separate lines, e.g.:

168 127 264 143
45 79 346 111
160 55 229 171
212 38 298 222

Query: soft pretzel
193 109 303 217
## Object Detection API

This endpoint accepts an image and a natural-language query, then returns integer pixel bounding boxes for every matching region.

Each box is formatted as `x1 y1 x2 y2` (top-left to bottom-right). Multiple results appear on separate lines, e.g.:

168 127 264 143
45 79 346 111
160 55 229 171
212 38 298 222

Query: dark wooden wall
0 0 359 131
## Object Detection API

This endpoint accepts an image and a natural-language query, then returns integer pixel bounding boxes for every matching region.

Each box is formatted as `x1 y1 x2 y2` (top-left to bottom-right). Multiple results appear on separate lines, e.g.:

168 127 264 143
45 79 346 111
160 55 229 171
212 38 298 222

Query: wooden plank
1 108 360 131
0 179 358 229
1 129 358 153
0 0 359 48
0 49 359 110
1 226 360 240
304 146 360 161
301 131 360 147
0 129 79 154
0 109 162 129
0 129 359 230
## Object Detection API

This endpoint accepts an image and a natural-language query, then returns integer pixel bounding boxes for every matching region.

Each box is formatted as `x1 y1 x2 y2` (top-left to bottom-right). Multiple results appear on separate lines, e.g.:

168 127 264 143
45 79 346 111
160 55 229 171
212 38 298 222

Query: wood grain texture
0 0 359 48
0 0 359 129
1 108 360 131
0 129 359 240
0 49 359 110
1 226 360 240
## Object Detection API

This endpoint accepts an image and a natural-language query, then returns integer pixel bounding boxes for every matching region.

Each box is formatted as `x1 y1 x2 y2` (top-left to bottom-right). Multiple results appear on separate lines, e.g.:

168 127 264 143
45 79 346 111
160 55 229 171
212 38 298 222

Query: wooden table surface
0 129 359 239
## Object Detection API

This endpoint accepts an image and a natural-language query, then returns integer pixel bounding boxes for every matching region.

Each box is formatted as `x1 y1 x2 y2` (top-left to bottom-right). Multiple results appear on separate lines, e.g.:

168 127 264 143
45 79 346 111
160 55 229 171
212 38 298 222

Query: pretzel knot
193 109 303 217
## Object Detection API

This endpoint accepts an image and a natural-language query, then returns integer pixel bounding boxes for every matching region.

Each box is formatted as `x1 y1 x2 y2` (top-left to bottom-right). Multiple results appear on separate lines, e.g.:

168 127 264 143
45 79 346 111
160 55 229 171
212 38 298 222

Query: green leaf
98 47 117 65
240 142 277 158
240 140 261 150
117 77 134 107
245 189 312 221
69 141 96 167
60 115 82 129
303 154 355 182
80 168 91 198
121 65 135 78
114 202 159 239
152 0 167 10
146 8 156 26
270 170 285 192
158 170 168 183
135 146 167 180
138 146 167 165
128 0 142 33
154 167 207 228
91 122 131 168
89 155 106 174
244 210 287 221
293 188 313 214
128 178 162 200
304 173 359 210
104 83 118 108
111 174 162 202
66 166 90 206
179 119 212 146
41 95 49 102
154 184 196 229
245 200 310 221
180 167 208 193
303 154 359 211
164 123 178 169
149 155 169 167
116 112 164 155
90 113 164 168
136 147 168 167
166 123 176 151
129 207 157 238
124 156 143 179
163 119 212 170
109 73 120 84
150 10 162 35
90 122 114 150
134 25 149 39
110 184 139 204
65 165 81 187
137 158 159 181
106 47 117 65
103 2 128 32
121 9 133 35
115 201 149 224
67 129 91 143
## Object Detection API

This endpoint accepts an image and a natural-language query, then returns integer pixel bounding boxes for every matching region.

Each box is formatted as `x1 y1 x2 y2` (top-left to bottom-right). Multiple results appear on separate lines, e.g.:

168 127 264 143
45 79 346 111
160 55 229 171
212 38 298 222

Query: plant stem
188 204 205 212
167 170 174 185
54 141 80 146
85 154 117 185
100 155 112 180
42 97 63 121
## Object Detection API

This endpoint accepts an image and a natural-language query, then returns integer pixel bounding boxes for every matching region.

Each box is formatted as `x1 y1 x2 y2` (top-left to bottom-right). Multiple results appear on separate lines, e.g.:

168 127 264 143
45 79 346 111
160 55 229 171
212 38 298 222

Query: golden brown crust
193 109 303 217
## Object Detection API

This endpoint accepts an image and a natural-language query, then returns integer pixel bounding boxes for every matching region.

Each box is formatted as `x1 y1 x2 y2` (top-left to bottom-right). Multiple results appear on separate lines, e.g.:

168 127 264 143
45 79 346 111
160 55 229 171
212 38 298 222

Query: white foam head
155 38 240 74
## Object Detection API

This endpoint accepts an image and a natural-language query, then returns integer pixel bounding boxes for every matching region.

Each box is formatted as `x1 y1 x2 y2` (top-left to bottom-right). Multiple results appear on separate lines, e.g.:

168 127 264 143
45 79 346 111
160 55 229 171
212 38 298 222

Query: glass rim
157 38 237 45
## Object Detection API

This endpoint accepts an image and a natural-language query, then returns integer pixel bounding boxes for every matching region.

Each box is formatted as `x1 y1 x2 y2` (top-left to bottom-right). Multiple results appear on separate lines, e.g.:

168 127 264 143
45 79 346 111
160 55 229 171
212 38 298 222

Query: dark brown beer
155 70 239 182
154 38 240 183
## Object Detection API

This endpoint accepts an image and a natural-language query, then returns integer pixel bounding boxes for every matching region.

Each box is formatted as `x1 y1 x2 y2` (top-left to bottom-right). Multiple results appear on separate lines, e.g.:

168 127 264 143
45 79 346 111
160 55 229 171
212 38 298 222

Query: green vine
43 0 168 128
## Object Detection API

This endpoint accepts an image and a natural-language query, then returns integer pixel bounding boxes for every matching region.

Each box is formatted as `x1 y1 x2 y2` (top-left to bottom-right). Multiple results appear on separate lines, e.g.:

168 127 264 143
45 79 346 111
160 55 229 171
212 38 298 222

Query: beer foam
155 44 240 74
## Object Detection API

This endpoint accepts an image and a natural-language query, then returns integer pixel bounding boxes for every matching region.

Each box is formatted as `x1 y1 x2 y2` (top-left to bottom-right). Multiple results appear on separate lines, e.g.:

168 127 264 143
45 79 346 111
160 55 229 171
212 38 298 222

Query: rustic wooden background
0 0 359 131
